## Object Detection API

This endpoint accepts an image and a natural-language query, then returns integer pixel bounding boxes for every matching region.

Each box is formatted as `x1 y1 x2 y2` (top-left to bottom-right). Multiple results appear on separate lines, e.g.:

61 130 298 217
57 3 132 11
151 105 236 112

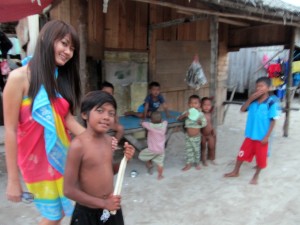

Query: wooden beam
151 14 208 30
131 0 300 28
176 10 194 16
219 17 249 27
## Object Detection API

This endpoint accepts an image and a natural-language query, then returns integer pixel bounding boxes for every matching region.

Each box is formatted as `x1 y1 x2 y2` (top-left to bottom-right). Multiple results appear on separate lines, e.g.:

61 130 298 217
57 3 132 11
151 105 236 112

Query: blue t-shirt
143 94 165 112
245 96 280 141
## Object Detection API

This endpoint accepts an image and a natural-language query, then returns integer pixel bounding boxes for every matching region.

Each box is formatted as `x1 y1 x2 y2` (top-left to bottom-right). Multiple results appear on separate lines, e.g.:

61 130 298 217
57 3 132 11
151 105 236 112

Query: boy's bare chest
79 144 114 196
82 143 112 168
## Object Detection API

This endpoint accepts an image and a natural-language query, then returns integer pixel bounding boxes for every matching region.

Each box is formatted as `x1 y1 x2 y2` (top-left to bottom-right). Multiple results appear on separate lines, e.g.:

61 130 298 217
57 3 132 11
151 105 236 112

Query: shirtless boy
64 91 135 225
201 97 216 166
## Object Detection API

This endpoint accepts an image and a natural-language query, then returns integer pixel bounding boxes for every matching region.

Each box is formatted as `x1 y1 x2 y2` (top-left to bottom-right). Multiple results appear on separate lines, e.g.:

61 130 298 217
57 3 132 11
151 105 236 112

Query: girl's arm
3 69 26 202
65 112 85 136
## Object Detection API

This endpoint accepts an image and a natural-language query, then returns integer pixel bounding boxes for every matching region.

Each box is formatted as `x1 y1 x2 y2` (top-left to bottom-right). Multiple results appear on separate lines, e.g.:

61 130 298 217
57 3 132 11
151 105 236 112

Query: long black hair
28 20 81 114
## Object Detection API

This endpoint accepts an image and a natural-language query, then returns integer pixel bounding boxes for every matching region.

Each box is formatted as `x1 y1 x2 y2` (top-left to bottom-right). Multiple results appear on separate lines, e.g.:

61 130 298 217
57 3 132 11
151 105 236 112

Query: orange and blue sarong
18 90 73 221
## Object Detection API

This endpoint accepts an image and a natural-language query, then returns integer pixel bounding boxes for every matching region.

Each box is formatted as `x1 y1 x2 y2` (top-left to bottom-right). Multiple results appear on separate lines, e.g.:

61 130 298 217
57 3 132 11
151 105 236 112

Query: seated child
177 95 207 171
200 97 216 166
125 81 170 119
138 111 168 180
64 91 135 225
100 81 124 142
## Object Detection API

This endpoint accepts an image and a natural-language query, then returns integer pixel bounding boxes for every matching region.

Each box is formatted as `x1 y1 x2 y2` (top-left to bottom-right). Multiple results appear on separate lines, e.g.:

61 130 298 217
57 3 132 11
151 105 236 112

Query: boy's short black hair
100 81 114 90
81 91 117 126
189 94 200 103
256 77 271 87
148 81 160 89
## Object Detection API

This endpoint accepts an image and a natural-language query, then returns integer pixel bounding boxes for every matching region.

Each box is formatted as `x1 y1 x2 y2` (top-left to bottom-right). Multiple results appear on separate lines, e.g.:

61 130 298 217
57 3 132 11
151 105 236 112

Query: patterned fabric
31 84 69 174
18 96 73 220
185 134 201 164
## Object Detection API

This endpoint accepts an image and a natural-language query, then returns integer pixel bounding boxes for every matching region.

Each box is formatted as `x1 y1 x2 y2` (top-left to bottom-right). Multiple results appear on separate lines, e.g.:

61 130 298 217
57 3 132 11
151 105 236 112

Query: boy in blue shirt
125 81 170 119
224 77 280 185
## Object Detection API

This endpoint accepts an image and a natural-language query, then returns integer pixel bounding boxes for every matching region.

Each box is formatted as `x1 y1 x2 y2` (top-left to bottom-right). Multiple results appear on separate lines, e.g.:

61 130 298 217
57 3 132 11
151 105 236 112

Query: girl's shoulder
5 65 30 96
8 65 29 86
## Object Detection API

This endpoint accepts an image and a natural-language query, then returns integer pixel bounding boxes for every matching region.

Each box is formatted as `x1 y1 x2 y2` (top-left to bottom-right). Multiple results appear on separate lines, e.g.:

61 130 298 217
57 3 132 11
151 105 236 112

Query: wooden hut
50 0 300 135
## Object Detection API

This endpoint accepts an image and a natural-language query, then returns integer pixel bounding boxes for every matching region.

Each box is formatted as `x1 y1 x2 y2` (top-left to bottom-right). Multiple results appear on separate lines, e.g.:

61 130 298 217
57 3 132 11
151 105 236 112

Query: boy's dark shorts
70 203 124 225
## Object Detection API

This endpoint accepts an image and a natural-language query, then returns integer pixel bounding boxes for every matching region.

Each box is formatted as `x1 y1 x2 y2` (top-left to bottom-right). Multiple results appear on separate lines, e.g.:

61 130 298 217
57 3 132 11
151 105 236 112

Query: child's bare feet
146 161 153 175
209 160 217 165
202 161 208 166
224 171 239 177
157 175 164 180
249 178 258 185
250 173 259 185
195 164 201 170
182 164 192 171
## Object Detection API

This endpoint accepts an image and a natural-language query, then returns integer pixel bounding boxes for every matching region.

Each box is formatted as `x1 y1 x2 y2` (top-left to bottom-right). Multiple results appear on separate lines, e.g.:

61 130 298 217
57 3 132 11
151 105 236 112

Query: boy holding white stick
64 91 135 225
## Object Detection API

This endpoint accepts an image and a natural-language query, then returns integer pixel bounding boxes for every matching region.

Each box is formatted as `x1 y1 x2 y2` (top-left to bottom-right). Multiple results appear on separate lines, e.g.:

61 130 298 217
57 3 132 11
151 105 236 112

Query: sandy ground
1 99 300 225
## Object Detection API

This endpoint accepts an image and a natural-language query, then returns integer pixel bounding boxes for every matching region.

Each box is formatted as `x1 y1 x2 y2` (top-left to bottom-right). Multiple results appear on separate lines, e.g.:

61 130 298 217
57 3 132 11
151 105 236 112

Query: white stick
110 156 128 215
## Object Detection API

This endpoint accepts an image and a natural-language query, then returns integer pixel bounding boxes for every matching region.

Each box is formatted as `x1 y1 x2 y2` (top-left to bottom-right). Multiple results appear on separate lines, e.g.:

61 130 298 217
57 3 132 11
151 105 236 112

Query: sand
1 100 300 225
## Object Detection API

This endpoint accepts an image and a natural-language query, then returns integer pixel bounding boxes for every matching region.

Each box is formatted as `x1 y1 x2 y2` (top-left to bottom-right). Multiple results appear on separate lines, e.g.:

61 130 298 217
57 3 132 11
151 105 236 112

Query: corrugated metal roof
233 0 300 13
195 0 300 25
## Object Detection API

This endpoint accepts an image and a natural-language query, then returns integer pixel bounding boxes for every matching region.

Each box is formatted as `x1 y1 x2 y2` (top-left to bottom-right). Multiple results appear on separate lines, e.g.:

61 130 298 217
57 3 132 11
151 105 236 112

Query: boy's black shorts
70 203 124 225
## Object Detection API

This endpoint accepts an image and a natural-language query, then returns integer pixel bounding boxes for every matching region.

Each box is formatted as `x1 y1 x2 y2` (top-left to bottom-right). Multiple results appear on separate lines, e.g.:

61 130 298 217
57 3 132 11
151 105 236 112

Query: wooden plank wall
51 0 149 58
51 0 229 123
154 41 211 112
149 4 228 123
104 0 148 50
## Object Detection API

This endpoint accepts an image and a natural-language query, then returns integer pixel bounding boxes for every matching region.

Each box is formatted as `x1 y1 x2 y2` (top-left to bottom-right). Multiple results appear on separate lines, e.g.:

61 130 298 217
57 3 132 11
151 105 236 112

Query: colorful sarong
18 95 73 220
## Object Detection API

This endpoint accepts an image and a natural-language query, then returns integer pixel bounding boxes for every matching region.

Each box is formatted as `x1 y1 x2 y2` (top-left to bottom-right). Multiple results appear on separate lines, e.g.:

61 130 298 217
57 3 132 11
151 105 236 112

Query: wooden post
210 16 219 128
148 4 156 81
78 0 88 95
283 28 296 137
